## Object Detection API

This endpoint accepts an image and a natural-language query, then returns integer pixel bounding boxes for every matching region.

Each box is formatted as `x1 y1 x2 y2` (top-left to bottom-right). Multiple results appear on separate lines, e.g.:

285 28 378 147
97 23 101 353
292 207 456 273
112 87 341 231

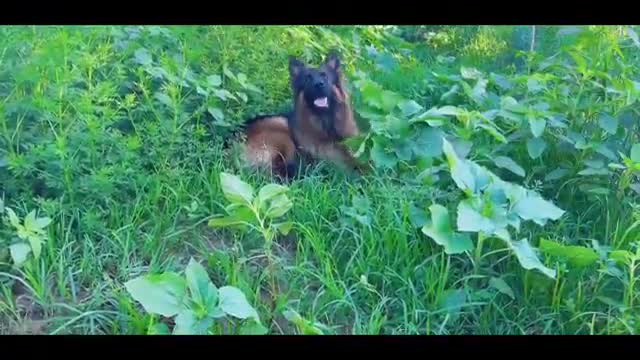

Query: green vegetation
1 25 640 334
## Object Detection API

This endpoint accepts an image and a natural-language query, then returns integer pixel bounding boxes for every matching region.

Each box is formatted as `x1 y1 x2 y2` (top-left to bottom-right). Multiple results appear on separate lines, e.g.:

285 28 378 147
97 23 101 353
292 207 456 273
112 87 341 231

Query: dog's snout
314 80 325 89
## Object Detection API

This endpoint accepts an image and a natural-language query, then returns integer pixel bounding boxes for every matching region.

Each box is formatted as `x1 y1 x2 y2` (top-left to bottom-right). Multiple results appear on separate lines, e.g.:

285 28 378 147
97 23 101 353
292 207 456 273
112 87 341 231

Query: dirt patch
7 281 47 335
201 227 235 252
274 233 299 264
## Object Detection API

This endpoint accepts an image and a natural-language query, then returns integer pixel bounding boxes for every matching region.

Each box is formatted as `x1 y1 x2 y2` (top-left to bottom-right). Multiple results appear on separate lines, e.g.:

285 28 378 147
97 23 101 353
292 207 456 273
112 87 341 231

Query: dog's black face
289 51 342 115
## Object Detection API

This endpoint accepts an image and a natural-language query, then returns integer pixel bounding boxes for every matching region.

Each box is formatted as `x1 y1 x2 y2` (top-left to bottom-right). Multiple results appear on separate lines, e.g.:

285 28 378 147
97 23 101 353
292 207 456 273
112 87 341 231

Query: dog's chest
293 114 336 156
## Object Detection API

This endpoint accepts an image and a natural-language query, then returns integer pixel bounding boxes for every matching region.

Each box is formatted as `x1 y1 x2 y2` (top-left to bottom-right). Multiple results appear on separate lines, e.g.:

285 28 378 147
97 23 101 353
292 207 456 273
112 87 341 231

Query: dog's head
289 51 344 115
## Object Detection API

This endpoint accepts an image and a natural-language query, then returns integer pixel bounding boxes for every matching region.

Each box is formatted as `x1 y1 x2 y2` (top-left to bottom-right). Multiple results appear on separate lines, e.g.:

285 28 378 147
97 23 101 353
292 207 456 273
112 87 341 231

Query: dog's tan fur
243 116 297 178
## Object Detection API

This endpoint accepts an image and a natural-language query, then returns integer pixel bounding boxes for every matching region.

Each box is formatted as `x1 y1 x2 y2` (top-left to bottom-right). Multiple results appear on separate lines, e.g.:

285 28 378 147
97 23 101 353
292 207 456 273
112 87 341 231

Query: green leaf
545 168 570 182
596 144 617 161
491 73 512 90
508 238 556 279
359 80 384 109
125 273 187 317
528 115 546 138
257 184 288 207
147 323 170 335
236 91 248 102
282 310 324 335
408 203 428 228
566 131 588 150
461 66 482 79
283 309 303 323
380 90 403 112
34 216 51 229
214 89 235 101
411 127 443 158
185 258 218 312
583 158 604 169
134 48 152 66
208 215 250 228
218 286 258 320
353 195 371 212
630 144 640 163
442 138 475 193
154 92 172 107
471 78 488 102
208 107 226 124
10 243 31 266
196 86 208 96
526 137 547 159
597 296 624 308
527 78 544 93
24 211 48 237
398 100 423 117
421 204 473 254
28 234 43 259
237 73 247 86
512 193 565 226
223 64 236 81
220 173 254 205
628 27 640 48
273 221 293 235
386 115 410 136
539 238 599 268
476 123 507 143
492 156 525 177
240 321 269 335
609 250 633 265
341 205 371 227
489 277 515 299
393 140 413 161
578 167 609 176
5 207 21 228
557 26 584 38
173 309 213 335
207 74 222 87
598 113 618 135
370 139 397 169
244 83 262 94
24 210 36 226
265 194 293 219
439 289 467 314
501 96 528 114
428 105 462 117
456 199 500 234
411 106 461 126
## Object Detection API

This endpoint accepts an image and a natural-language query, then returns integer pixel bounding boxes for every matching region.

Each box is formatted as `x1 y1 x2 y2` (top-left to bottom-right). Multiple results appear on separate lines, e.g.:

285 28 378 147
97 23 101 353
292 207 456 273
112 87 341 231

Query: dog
242 50 363 179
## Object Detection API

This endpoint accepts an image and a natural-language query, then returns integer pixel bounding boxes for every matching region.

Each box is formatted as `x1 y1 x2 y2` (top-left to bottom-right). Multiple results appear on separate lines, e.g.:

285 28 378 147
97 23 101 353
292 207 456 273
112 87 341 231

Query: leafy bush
125 258 266 335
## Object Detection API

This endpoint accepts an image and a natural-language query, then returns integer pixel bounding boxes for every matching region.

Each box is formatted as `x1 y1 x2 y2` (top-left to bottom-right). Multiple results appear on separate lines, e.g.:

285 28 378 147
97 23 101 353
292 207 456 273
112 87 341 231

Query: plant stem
249 204 279 307
530 26 537 52
474 232 486 271
261 226 279 307
627 258 636 308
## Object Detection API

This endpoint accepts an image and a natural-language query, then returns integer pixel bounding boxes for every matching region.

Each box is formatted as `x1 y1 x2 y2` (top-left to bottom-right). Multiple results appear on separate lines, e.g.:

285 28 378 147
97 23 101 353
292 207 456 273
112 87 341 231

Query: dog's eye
306 74 313 83
320 72 327 79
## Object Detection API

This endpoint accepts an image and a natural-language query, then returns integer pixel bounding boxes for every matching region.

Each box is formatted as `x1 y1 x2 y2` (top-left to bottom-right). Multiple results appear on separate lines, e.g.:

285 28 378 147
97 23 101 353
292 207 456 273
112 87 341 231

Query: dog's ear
324 50 341 73
289 56 305 79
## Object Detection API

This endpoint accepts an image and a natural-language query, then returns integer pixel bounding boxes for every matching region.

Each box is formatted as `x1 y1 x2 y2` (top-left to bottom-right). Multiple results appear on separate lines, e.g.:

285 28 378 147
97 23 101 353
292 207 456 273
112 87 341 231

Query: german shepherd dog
241 51 363 179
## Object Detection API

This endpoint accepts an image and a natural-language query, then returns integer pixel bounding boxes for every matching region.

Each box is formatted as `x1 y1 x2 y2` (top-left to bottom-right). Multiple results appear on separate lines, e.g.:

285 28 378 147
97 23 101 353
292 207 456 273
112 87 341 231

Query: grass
1 25 639 335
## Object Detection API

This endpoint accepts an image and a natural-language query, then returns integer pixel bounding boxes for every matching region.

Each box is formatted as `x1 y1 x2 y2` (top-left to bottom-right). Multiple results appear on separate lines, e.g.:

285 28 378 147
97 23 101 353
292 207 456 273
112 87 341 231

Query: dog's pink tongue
314 97 328 108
